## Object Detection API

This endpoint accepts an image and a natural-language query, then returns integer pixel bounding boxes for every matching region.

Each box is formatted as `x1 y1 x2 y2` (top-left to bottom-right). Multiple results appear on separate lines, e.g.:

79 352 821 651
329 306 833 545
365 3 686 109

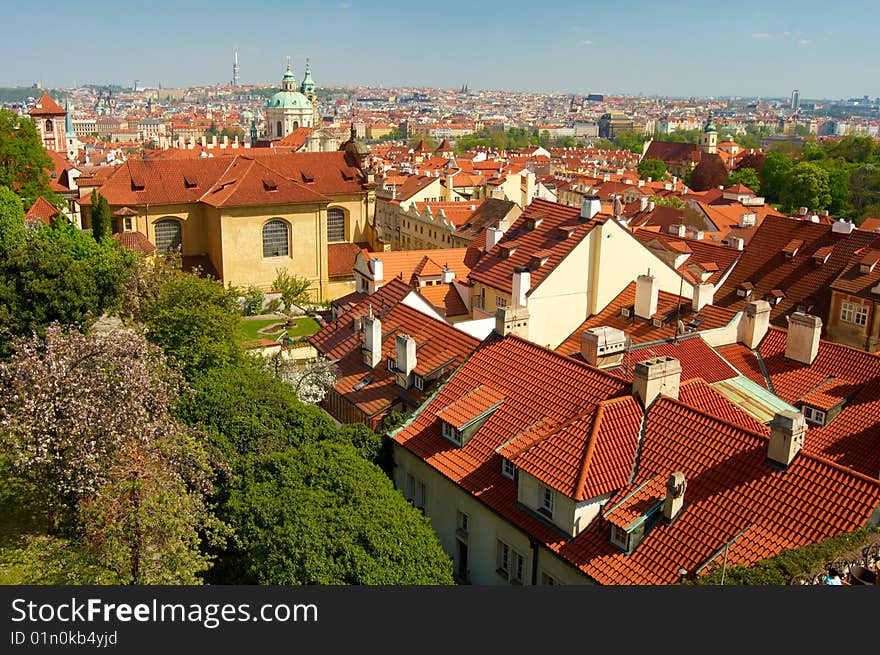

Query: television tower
232 49 240 87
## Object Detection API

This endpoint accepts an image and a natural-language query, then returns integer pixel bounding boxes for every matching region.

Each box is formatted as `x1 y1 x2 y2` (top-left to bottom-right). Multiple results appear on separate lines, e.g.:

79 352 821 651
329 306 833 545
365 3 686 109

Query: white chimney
831 219 854 235
580 195 601 220
639 196 648 211
512 267 530 308
728 236 745 251
689 230 704 241
394 333 417 382
767 410 806 467
362 313 382 369
668 224 686 237
661 471 686 522
632 356 681 407
692 283 714 311
485 226 503 252
799 206 808 216
739 300 771 349
648 200 655 212
634 273 659 319
370 257 384 283
495 305 529 338
441 268 454 284
785 312 822 365
580 326 626 368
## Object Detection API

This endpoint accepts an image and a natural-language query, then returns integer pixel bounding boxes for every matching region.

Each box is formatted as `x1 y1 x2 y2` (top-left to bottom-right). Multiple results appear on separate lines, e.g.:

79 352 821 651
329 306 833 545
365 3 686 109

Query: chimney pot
634 273 659 319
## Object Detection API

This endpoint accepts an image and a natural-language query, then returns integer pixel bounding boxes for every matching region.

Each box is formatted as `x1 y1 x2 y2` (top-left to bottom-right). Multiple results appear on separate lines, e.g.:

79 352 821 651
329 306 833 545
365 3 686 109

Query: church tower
701 111 718 154
64 97 79 162
300 59 318 126
264 57 316 141
28 92 67 154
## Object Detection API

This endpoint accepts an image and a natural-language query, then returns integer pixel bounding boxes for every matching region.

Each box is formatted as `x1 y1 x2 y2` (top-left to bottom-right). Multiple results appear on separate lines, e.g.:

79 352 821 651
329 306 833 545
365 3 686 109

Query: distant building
791 89 800 112
598 112 634 138
28 93 67 154
232 49 240 87
263 58 318 141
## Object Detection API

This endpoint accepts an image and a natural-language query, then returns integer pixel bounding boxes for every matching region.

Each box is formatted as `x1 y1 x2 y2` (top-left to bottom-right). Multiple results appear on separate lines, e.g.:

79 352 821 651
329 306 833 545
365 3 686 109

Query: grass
240 316 322 342
0 457 114 584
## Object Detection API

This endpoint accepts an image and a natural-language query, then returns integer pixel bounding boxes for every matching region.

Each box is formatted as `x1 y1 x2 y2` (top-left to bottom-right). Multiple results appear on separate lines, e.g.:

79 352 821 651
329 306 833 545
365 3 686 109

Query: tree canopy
688 155 729 191
779 162 832 213
0 108 58 207
637 158 667 182
727 167 760 192
220 443 454 585
0 185 26 254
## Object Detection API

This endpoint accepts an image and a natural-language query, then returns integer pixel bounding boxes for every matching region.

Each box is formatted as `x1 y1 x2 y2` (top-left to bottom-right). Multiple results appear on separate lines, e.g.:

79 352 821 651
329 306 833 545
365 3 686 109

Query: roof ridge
657 395 769 441
573 403 606 500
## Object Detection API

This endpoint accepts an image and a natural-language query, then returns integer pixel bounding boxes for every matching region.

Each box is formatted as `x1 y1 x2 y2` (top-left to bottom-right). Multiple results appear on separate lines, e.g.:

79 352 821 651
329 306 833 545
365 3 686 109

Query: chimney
727 236 744 251
661 471 686 522
394 333 417 380
689 230 704 241
831 219 854 235
632 357 681 407
767 410 806 467
648 200 655 212
200 135 207 147
784 312 822 365
445 173 454 201
512 266 530 308
362 313 382 369
485 226 503 252
370 257 384 283
441 267 454 284
495 305 529 338
739 300 771 349
580 326 626 368
667 224 686 237
580 195 601 220
798 207 808 216
692 282 714 311
634 273 659 319
639 196 648 212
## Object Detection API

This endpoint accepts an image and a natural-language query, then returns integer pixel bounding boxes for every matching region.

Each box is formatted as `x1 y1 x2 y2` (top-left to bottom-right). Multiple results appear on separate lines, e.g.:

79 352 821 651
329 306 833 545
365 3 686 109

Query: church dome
267 90 312 110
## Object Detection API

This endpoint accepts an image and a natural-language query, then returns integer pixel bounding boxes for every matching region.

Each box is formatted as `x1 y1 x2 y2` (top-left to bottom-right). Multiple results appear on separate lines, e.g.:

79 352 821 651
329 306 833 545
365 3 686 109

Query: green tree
138 273 244 379
177 361 337 460
272 269 312 327
0 108 58 207
219 443 454 585
650 195 685 209
819 160 854 217
726 167 761 191
0 219 135 351
827 136 875 164
0 185 26 254
408 135 438 151
613 130 648 154
90 190 111 241
637 159 667 181
689 156 729 191
779 162 832 213
758 151 794 201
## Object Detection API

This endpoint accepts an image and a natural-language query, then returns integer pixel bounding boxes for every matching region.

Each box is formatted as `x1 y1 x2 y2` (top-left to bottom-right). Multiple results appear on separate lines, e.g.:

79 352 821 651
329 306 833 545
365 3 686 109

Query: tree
176 361 338 460
269 353 338 405
90 189 111 241
637 159 667 182
0 108 57 207
726 167 761 192
241 286 265 316
0 185 26 254
779 162 832 213
407 135 438 151
613 130 648 154
759 151 794 201
688 155 729 191
0 219 135 351
819 160 854 217
272 269 312 327
219 443 454 585
650 195 685 210
138 273 244 379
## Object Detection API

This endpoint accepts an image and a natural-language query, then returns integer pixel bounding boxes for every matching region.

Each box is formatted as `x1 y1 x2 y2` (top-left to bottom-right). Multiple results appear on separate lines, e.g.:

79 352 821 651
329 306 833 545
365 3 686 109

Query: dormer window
610 525 630 552
538 485 554 519
501 457 517 480
441 420 462 445
766 289 785 306
499 243 518 258
802 405 826 426
524 215 544 230
414 374 425 391
737 282 754 297
783 239 803 258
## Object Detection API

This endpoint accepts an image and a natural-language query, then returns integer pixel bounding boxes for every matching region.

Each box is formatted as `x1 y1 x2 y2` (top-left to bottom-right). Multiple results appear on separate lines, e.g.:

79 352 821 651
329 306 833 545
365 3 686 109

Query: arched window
293 121 299 130
276 121 283 137
263 219 290 257
45 119 53 131
154 218 182 253
327 208 345 242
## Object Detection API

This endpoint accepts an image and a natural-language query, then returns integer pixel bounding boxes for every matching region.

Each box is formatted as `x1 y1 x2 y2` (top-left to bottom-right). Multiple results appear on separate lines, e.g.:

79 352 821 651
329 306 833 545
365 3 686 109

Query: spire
281 56 296 90
300 57 316 96
64 97 73 136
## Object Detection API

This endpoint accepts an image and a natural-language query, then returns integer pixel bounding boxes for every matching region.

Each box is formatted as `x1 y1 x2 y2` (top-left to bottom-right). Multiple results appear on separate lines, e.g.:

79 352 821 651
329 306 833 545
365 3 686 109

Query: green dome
267 90 312 110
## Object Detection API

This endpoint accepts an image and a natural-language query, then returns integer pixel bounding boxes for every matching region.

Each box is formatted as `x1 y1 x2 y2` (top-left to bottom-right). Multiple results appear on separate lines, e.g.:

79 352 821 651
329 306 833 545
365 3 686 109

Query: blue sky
3 0 878 99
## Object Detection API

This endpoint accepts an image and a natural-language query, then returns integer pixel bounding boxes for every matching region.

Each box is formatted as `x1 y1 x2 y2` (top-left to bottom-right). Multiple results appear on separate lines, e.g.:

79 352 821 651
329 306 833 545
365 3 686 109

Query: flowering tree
271 269 312 327
0 323 225 583
270 354 337 405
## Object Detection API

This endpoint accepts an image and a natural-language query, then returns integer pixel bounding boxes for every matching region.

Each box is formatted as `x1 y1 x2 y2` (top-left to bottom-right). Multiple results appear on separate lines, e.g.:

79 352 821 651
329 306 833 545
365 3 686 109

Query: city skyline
2 0 879 99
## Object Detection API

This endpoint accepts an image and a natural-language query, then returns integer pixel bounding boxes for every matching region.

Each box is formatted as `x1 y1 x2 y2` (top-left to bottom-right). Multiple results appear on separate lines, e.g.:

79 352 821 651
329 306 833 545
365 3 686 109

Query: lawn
240 315 322 342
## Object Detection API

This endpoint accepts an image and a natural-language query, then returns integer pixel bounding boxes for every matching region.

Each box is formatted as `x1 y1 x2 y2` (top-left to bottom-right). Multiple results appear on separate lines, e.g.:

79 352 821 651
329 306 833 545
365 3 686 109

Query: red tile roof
633 229 741 286
715 216 876 327
112 230 157 254
28 93 66 116
25 196 60 225
328 242 368 278
468 198 602 294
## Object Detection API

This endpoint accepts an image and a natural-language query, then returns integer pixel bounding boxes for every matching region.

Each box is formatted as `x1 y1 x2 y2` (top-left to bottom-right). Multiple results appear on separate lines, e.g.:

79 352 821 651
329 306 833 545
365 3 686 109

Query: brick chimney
632 357 681 407
739 300 770 349
362 312 382 369
634 273 659 319
661 471 686 522
768 410 806 467
785 312 822 365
